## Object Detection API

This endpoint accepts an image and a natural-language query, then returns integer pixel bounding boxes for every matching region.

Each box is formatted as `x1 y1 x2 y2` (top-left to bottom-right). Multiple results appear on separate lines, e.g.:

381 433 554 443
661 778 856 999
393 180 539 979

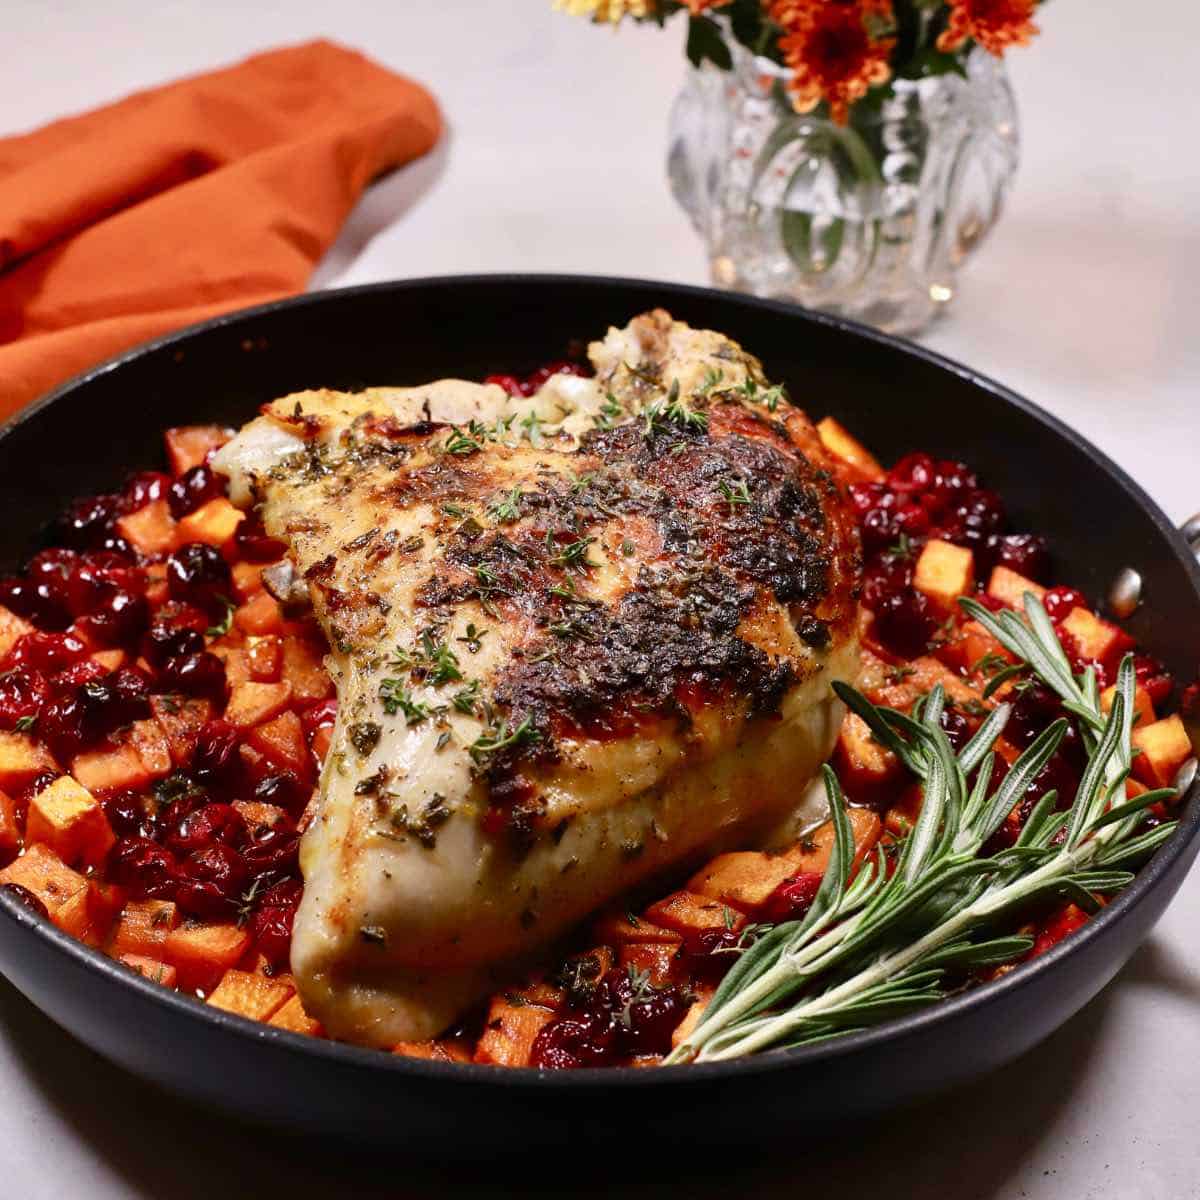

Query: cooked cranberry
175 842 248 916
483 373 524 397
158 652 228 704
922 459 979 515
25 548 84 614
677 926 746 982
0 666 50 731
888 452 935 494
1041 586 1086 623
168 465 224 519
104 791 156 839
871 588 937 659
242 824 300 878
70 553 146 614
1 883 49 919
939 706 972 753
974 592 1006 613
595 969 689 1056
49 659 108 692
165 802 247 857
986 533 1049 582
861 554 914 611
847 480 892 516
253 773 307 815
191 719 241 785
142 621 205 668
3 631 88 675
94 532 136 560
0 575 72 630
40 668 151 760
56 493 123 550
1133 655 1173 708
1006 682 1064 749
530 1015 617 1069
760 871 823 924
123 471 171 511
108 836 179 899
938 488 1006 550
233 514 286 563
300 698 338 737
248 878 304 968
77 587 148 647
151 600 210 635
166 543 232 614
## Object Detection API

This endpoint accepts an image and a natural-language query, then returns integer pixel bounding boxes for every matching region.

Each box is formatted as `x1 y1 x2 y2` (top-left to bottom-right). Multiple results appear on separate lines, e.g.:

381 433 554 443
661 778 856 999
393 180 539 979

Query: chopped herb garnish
452 679 482 715
468 716 539 762
717 478 751 508
205 594 236 638
550 535 597 572
13 714 36 733
378 679 431 725
456 623 487 653
488 487 524 524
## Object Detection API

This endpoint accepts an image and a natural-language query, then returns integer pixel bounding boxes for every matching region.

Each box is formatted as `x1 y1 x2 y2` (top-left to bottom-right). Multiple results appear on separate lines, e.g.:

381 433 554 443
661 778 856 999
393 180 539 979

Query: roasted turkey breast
212 310 861 1046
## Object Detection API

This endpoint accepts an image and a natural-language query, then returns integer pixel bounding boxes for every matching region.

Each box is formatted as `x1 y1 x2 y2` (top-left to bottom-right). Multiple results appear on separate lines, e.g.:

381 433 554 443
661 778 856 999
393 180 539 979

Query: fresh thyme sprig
666 592 1179 1063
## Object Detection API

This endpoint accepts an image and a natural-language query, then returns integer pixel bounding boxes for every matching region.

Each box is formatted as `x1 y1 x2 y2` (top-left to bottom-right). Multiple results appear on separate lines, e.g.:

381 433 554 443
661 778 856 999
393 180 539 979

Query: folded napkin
0 40 441 418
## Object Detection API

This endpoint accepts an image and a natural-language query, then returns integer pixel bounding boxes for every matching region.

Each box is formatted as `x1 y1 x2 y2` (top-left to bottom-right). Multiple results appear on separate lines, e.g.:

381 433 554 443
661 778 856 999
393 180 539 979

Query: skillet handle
1183 513 1200 555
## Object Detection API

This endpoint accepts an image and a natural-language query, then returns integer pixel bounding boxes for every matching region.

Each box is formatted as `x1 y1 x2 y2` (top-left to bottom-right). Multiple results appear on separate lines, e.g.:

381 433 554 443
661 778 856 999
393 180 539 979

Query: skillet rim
1 272 1197 1091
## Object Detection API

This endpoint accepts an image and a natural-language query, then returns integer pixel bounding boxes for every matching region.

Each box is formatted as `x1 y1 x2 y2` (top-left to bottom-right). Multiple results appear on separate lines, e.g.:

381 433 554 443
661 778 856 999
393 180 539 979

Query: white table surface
2 2 1199 1196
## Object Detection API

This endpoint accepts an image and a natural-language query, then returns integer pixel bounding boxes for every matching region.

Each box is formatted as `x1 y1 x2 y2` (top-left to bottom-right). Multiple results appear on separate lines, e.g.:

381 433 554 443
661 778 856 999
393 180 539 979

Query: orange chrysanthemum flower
937 0 1039 56
768 1 896 125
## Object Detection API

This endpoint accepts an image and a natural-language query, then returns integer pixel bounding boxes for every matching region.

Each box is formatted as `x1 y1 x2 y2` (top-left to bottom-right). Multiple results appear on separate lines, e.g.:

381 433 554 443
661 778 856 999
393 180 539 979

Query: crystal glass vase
667 43 1019 336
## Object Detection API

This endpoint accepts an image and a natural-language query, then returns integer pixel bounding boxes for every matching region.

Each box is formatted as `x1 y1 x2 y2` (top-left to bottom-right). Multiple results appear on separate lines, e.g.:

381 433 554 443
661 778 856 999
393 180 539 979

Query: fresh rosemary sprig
667 592 1179 1063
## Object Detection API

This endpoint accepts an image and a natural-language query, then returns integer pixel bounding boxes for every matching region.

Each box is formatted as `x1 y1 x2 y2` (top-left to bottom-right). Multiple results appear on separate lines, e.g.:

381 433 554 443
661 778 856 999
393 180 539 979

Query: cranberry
191 719 241 786
985 533 1049 582
300 698 338 737
142 621 205 668
49 659 108 692
595 969 689 1056
242 823 300 878
56 493 123 550
1042 586 1086 623
1 883 49 919
25 548 84 614
248 878 304 968
483 374 524 397
0 575 72 630
168 465 224 519
40 668 151 761
233 514 286 563
938 488 1006 551
0 667 50 731
861 553 914 611
175 842 248 916
887 452 935 494
760 871 823 924
151 600 211 635
108 836 179 899
847 481 892 516
123 471 171 511
872 588 937 659
530 1015 617 1069
677 926 747 982
939 706 972 753
94 532 136 561
3 631 88 675
165 802 247 858
158 652 228 704
166 543 232 614
1133 655 1173 708
253 773 308 816
1006 682 1064 749
78 588 149 647
70 554 146 615
104 792 156 839
923 459 979 515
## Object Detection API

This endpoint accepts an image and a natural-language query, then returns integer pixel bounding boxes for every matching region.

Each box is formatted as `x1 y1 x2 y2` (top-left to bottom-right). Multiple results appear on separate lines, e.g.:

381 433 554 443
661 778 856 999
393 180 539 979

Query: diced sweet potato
670 985 715 1049
884 783 924 837
0 790 21 865
796 809 883 879
815 416 884 482
246 710 310 779
1131 715 1193 789
0 732 57 792
231 560 269 601
106 899 179 958
310 726 333 765
130 719 172 780
144 562 169 608
268 993 324 1036
177 498 243 549
165 425 232 475
164 922 252 993
1061 607 1123 664
71 743 149 794
116 499 178 557
53 878 125 945
833 711 903 806
644 891 746 937
235 591 284 637
226 680 293 730
617 942 684 985
150 696 211 767
863 653 981 711
119 954 178 988
206 968 294 1021
393 1039 472 1063
281 637 333 702
0 843 88 918
473 997 556 1067
91 648 126 672
591 910 681 946
245 636 283 682
0 604 33 660
1100 683 1155 729
25 775 114 868
687 848 811 914
231 800 290 832
987 566 1046 611
914 539 975 612
960 620 1017 676
210 642 251 687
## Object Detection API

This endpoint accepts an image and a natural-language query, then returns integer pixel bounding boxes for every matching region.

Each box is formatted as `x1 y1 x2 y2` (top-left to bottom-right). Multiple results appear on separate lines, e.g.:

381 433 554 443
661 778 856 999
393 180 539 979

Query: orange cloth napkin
0 40 441 418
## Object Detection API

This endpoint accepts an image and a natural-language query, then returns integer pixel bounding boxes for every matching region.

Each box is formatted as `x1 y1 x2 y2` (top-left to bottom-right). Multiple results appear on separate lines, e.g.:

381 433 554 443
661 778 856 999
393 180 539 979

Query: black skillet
0 276 1196 1148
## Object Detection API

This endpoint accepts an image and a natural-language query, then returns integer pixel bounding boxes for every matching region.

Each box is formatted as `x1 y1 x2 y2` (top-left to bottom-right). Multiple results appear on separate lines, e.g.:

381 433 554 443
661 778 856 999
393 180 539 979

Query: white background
2 2 1199 1196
